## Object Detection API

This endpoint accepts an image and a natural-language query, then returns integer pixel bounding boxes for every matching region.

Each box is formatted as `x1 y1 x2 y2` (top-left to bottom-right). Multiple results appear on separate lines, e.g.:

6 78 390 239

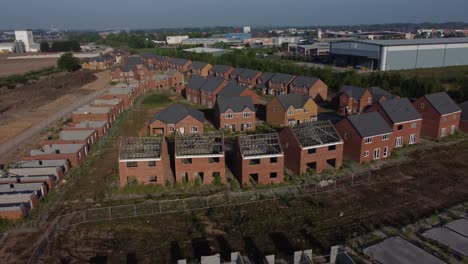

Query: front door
451 125 456 135
232 124 236 132
373 148 380 160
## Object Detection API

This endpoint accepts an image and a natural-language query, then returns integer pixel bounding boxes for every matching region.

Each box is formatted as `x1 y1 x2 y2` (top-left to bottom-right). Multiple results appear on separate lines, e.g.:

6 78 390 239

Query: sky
2 0 468 30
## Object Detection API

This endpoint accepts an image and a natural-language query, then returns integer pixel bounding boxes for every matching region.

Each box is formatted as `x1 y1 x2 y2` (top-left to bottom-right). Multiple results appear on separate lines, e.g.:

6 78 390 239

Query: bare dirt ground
23 138 468 263
0 55 57 77
0 70 110 163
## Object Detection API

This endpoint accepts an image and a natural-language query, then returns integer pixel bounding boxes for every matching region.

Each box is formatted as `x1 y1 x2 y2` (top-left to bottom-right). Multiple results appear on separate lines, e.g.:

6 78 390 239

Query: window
288 121 295 126
411 122 417 129
246 123 252 128
328 145 336 151
373 148 380 160
365 137 373 144
296 109 301 114
397 125 403 130
395 137 403 147
224 124 229 130
441 128 447 137
367 97 371 104
443 116 447 122
209 157 220 163
148 161 156 167
288 110 294 116
344 133 349 139
303 118 308 123
182 158 192 164
270 172 278 178
308 148 316 154
409 134 416 144
190 126 198 133
127 162 137 168
353 99 358 103
420 103 425 109
364 150 369 157
226 113 233 119
383 146 388 158
243 112 251 118
249 159 260 165
270 157 278 163
169 126 175 132
382 134 390 141
149 176 157 182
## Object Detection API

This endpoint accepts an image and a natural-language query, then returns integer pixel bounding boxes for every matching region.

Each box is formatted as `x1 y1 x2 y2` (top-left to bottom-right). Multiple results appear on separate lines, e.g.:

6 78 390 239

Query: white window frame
395 136 403 147
190 126 198 133
364 150 369 157
288 120 295 126
365 137 373 144
304 108 308 113
243 112 251 118
441 127 447 137
246 122 252 128
287 110 294 116
224 124 229 130
226 113 233 119
409 134 416 144
296 109 301 114
169 126 175 132
383 146 388 158
382 134 390 141
373 148 380 160
450 125 456 135
420 103 425 109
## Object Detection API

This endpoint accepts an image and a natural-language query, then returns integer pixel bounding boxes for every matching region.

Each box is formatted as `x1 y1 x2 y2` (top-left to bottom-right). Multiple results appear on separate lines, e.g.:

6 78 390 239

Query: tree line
40 40 81 52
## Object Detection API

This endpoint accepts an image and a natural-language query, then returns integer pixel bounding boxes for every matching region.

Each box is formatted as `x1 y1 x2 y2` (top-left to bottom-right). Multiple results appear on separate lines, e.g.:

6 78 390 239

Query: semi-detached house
266 94 318 127
199 77 228 108
214 96 256 132
288 76 328 102
148 104 205 136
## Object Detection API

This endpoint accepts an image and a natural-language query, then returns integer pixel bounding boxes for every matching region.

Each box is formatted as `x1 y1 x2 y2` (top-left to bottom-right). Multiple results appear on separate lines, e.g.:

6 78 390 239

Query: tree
40 41 50 52
57 53 80 72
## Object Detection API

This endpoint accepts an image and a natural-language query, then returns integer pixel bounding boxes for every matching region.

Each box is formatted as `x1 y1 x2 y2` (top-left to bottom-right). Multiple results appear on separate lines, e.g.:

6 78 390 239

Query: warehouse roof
59 130 95 141
199 77 226 92
291 76 321 88
216 96 255 113
119 137 163 161
269 73 296 85
358 37 468 46
186 75 207 91
150 104 204 124
290 121 342 148
276 94 312 111
423 92 461 115
347 112 393 138
217 83 249 98
339 85 367 99
460 101 468 121
378 98 421 124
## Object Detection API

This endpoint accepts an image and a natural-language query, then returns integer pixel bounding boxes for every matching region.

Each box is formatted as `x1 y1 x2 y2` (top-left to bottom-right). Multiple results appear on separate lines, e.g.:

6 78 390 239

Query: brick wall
174 156 226 184
149 116 204 136
413 97 461 139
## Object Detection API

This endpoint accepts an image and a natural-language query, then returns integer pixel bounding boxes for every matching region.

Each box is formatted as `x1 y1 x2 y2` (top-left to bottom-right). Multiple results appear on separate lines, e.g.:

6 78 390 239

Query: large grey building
330 37 468 71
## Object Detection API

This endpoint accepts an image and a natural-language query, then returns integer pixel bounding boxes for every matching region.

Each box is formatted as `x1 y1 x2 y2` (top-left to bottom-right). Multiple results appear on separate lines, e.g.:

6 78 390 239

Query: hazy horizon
2 0 468 30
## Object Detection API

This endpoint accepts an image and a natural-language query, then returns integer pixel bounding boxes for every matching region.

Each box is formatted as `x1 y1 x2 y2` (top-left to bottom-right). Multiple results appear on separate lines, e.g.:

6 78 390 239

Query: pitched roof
258 72 275 84
229 68 245 78
126 56 144 65
377 98 421 124
211 64 234 74
369 86 397 103
290 121 342 148
347 112 393 138
150 104 204 124
291 76 320 88
216 96 255 113
217 83 248 98
116 65 134 72
460 101 468 121
141 53 157 59
276 94 312 110
239 69 262 80
186 76 207 91
199 77 226 92
169 58 191 66
339 85 368 99
424 92 461 115
191 61 209 70
269 73 296 84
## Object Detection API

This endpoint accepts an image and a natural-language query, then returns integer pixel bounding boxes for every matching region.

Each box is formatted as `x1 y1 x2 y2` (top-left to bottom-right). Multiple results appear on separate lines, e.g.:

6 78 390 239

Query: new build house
338 85 373 115
237 69 262 88
267 73 296 95
148 104 205 136
118 137 171 187
28 143 88 167
266 94 318 127
186 76 208 104
167 58 192 74
288 76 328 102
217 82 259 104
335 112 393 163
210 64 235 79
214 96 256 132
199 77 228 108
102 86 138 109
232 133 284 186
368 86 398 103
52 130 98 150
228 68 245 80
256 72 275 93
279 121 343 174
189 61 212 77
72 105 115 125
111 65 137 83
174 133 226 184
413 92 461 139
368 98 422 147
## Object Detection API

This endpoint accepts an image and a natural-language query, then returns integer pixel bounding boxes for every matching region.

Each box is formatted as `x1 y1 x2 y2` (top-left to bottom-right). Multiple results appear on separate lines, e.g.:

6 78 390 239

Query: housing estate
148 104 205 136
214 97 256 132
288 76 328 102
189 61 212 77
217 82 259 104
338 85 373 115
28 143 88 167
266 94 318 127
210 64 235 79
267 73 296 95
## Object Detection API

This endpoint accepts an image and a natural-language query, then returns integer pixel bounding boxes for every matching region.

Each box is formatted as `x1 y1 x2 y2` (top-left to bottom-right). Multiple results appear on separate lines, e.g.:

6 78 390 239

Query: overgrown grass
142 93 173 106
0 66 62 88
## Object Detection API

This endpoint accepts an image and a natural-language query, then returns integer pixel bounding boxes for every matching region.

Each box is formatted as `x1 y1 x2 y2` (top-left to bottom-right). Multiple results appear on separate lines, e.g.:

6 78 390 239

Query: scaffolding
239 133 282 157
291 121 342 148
119 137 162 160
175 132 224 157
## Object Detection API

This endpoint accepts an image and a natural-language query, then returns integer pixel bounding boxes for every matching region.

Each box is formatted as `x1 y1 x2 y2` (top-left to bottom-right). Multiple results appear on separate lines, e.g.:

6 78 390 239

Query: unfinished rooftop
238 133 283 158
119 137 163 161
176 133 224 157
290 121 343 149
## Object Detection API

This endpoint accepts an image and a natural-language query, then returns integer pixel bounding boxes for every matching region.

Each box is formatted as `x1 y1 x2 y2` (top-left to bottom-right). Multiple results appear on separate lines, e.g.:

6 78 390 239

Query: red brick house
210 64 235 79
217 82 259 104
267 73 296 95
154 55 170 71
118 137 171 187
279 121 343 175
335 112 394 164
228 68 245 80
174 133 226 184
167 58 192 74
136 64 156 82
266 94 318 127
0 193 39 220
141 53 158 67
149 104 205 136
50 130 98 151
28 143 88 167
232 133 284 186
214 96 256 132
460 101 468 132
237 69 262 88
413 92 462 139
147 70 184 91
338 85 373 115
188 61 212 77
72 105 115 125
199 77 228 108
102 86 138 109
368 86 399 103
111 65 137 83
65 120 109 138
367 98 422 147
185 75 207 104
288 76 328 102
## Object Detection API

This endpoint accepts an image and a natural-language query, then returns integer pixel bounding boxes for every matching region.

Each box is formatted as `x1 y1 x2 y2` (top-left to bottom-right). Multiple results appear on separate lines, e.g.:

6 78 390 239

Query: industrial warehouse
330 37 468 71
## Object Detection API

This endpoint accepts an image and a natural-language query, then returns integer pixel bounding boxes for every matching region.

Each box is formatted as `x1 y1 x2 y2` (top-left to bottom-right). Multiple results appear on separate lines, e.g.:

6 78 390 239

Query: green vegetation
0 66 62 88
40 41 50 52
50 40 81 52
142 93 173 106
57 53 81 72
